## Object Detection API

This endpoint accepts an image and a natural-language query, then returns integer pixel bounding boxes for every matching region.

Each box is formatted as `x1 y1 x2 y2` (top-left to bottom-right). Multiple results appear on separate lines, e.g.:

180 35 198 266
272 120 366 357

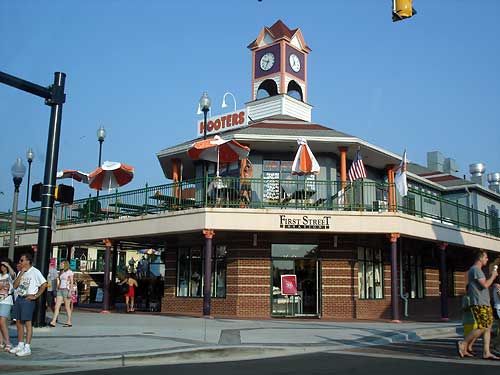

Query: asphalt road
57 341 500 375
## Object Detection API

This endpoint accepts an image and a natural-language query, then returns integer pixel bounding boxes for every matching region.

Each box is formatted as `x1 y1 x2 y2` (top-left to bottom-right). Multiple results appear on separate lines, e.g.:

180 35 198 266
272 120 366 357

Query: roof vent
469 163 486 186
487 172 500 194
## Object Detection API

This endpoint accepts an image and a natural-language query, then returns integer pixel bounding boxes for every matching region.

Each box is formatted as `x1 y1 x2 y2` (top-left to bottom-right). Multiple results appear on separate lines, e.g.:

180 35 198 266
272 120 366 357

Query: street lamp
199 92 211 140
96 126 106 198
222 92 237 112
8 157 26 260
24 147 34 230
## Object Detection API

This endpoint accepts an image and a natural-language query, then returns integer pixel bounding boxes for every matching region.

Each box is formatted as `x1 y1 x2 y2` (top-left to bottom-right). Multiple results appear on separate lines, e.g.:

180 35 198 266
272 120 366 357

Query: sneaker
16 346 31 357
9 343 24 354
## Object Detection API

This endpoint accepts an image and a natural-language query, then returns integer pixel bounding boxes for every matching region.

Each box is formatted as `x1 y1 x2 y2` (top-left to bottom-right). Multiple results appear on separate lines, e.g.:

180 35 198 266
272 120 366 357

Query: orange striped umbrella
188 135 250 176
89 161 134 191
291 138 320 176
56 169 89 184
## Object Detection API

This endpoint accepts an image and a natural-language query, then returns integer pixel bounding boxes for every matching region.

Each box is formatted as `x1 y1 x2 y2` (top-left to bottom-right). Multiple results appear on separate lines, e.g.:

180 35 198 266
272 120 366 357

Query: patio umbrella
187 135 250 177
56 169 90 185
291 138 320 176
89 161 134 191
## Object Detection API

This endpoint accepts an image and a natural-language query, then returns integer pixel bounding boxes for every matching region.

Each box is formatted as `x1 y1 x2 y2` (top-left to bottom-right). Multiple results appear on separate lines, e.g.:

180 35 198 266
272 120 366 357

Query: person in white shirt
0 258 15 352
49 260 74 327
9 253 47 357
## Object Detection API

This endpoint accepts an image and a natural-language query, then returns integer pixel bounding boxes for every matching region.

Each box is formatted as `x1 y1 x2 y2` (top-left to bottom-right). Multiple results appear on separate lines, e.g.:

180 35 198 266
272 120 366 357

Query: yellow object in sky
392 0 417 22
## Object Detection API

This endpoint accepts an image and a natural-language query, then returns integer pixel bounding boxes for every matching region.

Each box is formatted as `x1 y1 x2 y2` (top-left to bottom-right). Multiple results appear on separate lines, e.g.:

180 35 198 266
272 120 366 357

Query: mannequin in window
191 271 201 296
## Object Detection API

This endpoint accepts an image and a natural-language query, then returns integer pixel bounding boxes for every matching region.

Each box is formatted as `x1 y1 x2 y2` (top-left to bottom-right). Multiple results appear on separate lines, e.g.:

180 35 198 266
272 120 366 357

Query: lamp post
8 157 26 260
96 126 106 199
198 93 213 316
222 92 237 112
24 148 34 230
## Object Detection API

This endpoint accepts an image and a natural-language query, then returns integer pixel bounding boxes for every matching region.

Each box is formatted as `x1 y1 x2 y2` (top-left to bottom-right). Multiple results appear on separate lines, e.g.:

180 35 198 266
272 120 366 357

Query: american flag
348 150 367 182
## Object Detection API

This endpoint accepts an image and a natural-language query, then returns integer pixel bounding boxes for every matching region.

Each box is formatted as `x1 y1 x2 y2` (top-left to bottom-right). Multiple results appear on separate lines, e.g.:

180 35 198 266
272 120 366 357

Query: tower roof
247 19 311 52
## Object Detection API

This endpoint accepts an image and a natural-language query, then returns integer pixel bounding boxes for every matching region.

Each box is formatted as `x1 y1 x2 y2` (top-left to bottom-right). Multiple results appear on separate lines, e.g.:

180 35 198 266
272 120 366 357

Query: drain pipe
399 238 409 318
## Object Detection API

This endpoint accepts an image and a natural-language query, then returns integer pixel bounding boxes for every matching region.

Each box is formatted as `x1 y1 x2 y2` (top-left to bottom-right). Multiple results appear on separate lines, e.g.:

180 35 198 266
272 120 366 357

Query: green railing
2 177 499 238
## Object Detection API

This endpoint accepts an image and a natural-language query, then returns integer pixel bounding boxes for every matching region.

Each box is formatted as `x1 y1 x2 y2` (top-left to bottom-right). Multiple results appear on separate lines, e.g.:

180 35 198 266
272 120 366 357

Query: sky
1 1 499 212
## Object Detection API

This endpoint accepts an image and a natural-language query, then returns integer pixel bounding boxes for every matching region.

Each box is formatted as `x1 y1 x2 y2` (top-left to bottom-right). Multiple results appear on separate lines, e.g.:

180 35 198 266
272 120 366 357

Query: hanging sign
281 274 298 295
197 109 248 137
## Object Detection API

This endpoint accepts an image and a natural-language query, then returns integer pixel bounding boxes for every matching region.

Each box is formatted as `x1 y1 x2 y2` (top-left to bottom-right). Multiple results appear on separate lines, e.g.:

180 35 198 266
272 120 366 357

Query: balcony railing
3 177 499 238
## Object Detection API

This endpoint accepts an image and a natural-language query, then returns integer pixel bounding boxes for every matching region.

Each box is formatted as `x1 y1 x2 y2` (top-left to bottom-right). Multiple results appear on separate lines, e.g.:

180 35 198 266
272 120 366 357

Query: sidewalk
1 310 462 374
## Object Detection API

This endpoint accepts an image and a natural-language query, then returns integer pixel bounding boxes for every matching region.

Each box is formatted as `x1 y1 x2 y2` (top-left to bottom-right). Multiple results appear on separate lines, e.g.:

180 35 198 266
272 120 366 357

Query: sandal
4 344 12 352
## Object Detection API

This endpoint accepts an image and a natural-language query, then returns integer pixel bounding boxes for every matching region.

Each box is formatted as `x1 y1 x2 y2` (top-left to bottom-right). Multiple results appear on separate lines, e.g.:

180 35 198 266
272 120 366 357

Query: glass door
271 244 319 317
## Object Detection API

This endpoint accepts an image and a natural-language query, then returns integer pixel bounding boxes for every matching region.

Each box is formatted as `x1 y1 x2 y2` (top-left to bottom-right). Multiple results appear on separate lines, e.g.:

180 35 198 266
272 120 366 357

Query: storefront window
402 251 424 299
176 246 226 298
263 160 315 203
357 247 383 299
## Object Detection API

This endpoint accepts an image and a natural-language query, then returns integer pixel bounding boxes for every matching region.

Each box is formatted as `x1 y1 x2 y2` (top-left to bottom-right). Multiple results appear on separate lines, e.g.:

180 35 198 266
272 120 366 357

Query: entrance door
271 244 319 317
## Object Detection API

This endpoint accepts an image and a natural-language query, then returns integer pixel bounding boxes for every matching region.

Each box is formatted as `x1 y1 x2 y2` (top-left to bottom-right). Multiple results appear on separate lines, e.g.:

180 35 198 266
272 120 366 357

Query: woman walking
120 274 138 312
0 258 15 352
49 260 74 327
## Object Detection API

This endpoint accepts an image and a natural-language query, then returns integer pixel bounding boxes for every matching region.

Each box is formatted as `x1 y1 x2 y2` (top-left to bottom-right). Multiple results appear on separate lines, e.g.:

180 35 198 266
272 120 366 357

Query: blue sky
1 1 499 211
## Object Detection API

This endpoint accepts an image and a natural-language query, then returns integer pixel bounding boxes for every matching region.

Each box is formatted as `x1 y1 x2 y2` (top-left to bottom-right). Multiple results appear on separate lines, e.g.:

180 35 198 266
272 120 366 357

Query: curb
1 324 463 370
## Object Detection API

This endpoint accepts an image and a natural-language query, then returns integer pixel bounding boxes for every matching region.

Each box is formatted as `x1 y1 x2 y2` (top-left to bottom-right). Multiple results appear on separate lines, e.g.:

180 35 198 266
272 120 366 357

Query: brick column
203 229 214 316
439 242 449 321
389 233 401 322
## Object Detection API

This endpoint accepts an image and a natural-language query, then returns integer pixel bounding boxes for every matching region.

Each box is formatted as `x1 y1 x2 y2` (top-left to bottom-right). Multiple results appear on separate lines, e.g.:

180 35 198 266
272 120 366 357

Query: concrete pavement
1 309 462 374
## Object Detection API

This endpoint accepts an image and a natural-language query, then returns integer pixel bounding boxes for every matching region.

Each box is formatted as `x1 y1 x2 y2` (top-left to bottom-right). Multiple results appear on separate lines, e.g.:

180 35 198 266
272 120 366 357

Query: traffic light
55 184 75 204
392 0 417 22
31 183 43 202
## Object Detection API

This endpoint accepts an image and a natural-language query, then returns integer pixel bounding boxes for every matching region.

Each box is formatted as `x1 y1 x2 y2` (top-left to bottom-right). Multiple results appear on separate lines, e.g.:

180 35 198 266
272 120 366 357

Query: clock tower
248 20 311 102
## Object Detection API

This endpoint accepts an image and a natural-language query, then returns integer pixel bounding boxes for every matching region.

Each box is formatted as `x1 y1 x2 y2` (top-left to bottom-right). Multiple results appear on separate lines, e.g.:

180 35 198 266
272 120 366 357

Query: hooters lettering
197 109 248 136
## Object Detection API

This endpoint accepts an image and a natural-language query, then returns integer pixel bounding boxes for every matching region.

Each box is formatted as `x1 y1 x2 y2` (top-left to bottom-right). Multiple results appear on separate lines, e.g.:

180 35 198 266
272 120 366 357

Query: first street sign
279 215 331 229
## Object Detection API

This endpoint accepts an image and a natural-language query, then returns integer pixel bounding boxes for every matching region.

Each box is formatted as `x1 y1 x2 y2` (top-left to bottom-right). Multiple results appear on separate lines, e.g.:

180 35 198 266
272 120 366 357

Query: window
357 247 383 299
176 246 227 298
262 160 315 202
402 251 424 299
446 267 455 297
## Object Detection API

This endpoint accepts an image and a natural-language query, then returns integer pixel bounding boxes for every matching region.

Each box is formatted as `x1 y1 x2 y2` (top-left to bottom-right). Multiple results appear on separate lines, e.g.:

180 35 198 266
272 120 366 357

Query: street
57 347 500 375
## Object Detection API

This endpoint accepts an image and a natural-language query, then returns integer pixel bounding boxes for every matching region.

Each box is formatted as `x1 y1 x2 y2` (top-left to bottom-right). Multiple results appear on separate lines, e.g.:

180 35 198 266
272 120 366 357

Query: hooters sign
197 109 248 137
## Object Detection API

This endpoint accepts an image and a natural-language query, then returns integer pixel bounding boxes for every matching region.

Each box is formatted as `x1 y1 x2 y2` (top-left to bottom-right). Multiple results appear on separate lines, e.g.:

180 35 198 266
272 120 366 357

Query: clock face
289 53 301 72
260 52 275 71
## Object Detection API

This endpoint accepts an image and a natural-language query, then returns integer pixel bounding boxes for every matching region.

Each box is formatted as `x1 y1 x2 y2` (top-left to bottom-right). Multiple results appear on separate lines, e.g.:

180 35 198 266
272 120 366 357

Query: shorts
0 303 12 318
14 297 35 322
47 290 56 306
57 289 71 299
470 305 494 329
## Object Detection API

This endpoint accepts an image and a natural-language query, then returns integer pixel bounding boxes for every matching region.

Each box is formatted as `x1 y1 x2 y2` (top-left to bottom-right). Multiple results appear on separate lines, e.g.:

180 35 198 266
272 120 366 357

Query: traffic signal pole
0 71 66 327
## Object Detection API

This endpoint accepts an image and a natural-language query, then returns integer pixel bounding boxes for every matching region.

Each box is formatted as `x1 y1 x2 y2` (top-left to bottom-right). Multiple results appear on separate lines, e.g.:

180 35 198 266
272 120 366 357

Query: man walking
457 250 499 359
9 253 47 357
